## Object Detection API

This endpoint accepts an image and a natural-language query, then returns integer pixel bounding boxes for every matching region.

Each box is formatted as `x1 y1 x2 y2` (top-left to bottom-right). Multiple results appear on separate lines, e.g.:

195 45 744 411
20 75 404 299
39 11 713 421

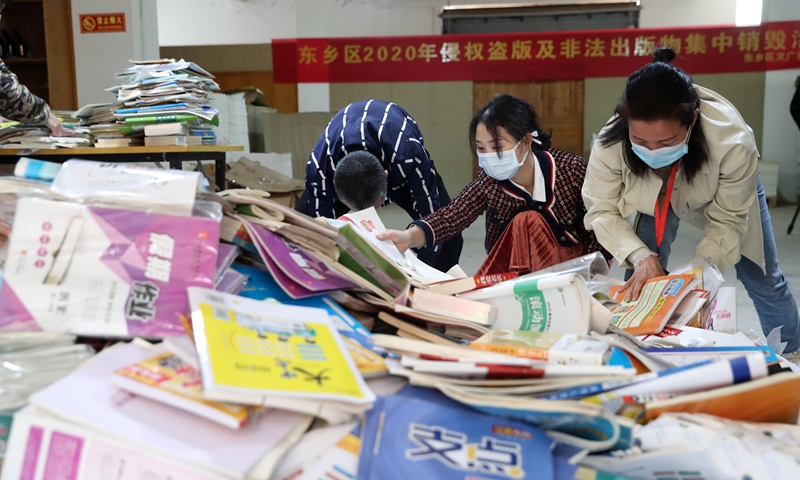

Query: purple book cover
0 198 220 338
247 222 360 293
240 221 319 299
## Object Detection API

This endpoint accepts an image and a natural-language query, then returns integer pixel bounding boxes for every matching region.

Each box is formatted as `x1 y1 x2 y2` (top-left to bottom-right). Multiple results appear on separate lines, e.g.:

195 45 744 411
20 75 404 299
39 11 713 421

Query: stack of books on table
111 58 220 147
90 123 143 147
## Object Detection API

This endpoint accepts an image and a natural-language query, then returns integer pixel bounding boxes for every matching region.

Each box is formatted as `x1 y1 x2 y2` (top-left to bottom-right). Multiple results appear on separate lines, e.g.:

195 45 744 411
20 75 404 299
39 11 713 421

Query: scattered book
462 273 592 334
470 330 613 366
188 288 376 423
112 351 262 429
425 272 519 296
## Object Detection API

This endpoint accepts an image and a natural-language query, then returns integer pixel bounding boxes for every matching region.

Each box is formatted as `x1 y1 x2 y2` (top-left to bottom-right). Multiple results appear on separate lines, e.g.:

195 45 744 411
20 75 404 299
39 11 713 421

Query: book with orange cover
609 273 700 335
112 351 258 429
645 371 800 424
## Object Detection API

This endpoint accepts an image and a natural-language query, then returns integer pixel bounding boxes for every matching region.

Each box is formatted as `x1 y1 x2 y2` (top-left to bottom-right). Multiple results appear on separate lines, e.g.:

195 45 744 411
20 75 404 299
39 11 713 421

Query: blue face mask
630 124 693 169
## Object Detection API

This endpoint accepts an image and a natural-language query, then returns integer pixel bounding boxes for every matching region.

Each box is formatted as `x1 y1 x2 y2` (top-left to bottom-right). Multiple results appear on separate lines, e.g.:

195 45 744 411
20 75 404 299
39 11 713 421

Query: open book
335 207 453 286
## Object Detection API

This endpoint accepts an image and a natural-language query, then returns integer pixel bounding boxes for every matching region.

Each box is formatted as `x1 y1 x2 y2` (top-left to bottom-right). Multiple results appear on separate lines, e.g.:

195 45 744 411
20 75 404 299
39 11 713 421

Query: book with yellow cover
111 351 255 429
188 287 375 419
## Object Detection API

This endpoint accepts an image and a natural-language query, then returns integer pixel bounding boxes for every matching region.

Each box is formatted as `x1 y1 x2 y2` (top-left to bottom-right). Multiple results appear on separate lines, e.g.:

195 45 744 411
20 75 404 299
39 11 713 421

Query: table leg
167 152 181 171
214 154 226 191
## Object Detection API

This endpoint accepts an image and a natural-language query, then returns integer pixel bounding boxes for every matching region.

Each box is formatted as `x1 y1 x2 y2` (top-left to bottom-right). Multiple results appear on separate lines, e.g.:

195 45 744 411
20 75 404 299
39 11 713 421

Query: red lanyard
653 161 679 257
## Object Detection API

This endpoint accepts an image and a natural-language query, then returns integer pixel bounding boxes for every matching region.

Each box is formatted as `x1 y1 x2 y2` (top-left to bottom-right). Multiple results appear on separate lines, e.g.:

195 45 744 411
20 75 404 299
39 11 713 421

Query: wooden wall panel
472 80 585 176
43 0 77 110
203 70 298 114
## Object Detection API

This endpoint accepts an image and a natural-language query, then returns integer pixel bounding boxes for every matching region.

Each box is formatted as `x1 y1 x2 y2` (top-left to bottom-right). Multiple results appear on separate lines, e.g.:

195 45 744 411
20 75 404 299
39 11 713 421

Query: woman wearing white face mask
378 94 610 276
582 47 800 354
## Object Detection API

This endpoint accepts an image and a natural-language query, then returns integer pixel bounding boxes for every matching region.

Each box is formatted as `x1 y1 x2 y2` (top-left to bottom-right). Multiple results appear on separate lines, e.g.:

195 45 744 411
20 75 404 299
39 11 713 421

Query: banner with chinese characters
273 21 800 83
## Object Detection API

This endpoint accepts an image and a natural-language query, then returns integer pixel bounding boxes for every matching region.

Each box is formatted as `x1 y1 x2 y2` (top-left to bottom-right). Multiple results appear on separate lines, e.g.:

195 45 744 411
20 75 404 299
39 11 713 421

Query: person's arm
379 172 490 252
559 150 614 263
582 140 650 268
694 143 758 274
0 60 50 125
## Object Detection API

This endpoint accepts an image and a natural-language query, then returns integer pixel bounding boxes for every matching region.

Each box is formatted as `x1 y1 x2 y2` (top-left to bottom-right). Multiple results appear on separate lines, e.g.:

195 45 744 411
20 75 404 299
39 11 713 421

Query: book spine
473 272 519 288
470 343 550 361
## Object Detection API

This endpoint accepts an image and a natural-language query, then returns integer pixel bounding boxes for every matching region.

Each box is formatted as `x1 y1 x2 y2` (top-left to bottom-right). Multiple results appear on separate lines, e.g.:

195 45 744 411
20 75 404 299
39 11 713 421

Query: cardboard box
225 157 305 208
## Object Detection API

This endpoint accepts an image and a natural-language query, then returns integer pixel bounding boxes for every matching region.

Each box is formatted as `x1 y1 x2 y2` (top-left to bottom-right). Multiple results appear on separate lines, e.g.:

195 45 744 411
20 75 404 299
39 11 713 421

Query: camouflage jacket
0 59 50 124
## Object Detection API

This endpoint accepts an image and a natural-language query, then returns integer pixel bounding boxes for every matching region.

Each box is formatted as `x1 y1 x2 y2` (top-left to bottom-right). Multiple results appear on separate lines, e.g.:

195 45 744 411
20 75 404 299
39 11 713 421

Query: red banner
274 21 800 83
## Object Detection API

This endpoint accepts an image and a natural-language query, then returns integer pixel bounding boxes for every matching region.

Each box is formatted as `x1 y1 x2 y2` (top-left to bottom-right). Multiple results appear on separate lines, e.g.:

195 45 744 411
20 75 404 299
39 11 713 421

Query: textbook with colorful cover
111 351 260 429
357 387 555 480
461 273 591 334
0 197 220 337
438 384 629 452
609 273 701 335
188 287 376 422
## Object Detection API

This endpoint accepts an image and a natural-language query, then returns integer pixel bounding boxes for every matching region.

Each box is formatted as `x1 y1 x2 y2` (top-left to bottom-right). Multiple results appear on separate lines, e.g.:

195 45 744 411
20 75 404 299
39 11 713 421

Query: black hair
333 150 387 210
469 94 551 158
598 47 709 183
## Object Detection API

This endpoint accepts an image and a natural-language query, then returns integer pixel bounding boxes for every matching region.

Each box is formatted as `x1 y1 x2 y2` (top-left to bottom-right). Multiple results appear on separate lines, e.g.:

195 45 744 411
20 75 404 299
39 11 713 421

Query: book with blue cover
357 386 555 480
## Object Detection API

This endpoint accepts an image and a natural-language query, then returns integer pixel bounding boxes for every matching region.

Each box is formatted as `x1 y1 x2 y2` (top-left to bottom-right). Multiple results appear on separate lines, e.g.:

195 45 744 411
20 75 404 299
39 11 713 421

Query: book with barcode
188 287 375 423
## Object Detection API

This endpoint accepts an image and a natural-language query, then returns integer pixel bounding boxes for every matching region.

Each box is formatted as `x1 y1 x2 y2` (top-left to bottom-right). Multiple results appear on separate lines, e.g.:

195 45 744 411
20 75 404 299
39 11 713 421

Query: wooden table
0 145 244 190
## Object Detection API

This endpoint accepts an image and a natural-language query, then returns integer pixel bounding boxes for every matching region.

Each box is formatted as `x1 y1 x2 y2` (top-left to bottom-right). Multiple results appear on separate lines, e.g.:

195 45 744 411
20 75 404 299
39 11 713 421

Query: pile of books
75 59 220 148
112 59 220 147
1 158 800 478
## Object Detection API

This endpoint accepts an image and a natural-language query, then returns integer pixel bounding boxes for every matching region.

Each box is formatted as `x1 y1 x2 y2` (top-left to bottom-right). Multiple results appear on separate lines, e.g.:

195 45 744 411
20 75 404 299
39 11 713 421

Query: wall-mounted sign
274 21 800 83
80 13 126 34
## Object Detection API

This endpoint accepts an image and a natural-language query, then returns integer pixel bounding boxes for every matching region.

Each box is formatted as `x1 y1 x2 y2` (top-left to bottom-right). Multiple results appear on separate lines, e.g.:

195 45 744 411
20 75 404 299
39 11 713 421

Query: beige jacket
582 85 764 274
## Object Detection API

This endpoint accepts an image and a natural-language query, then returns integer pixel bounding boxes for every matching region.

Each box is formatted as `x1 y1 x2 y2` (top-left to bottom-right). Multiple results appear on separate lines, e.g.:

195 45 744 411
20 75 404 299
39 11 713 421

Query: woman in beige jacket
582 48 800 353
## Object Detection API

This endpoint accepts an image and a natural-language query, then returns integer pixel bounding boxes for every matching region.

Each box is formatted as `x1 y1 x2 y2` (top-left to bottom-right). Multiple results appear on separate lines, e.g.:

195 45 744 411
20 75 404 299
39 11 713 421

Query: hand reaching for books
376 225 426 252
45 113 72 137
618 255 666 302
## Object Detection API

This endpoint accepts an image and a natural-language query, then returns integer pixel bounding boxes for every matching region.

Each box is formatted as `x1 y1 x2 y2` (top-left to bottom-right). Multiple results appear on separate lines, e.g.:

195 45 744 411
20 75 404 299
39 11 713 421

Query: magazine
608 273 701 335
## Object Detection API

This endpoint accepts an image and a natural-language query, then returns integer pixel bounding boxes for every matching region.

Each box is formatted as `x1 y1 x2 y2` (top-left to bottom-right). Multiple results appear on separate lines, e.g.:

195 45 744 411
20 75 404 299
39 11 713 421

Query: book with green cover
125 114 219 127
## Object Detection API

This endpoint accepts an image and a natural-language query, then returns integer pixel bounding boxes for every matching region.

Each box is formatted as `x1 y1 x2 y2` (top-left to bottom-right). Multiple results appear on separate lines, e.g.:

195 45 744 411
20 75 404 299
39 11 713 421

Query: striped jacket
412 147 611 260
0 60 50 124
303 100 440 220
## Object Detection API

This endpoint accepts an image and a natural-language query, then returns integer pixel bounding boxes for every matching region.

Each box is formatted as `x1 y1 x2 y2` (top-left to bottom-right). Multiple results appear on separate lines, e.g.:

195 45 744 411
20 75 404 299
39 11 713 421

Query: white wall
73 0 160 106
762 0 800 203
158 0 748 47
639 0 737 28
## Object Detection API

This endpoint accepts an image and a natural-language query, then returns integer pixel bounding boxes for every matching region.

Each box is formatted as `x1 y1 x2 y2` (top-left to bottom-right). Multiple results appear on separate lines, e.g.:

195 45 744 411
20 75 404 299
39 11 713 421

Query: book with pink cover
0 197 220 337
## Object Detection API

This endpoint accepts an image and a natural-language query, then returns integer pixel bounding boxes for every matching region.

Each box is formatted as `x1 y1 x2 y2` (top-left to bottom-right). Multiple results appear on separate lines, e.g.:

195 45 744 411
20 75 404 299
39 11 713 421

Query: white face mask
478 140 527 181
477 132 541 181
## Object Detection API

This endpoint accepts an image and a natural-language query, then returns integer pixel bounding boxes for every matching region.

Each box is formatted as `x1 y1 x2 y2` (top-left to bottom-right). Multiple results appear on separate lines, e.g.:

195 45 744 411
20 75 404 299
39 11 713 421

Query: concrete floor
380 203 800 344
